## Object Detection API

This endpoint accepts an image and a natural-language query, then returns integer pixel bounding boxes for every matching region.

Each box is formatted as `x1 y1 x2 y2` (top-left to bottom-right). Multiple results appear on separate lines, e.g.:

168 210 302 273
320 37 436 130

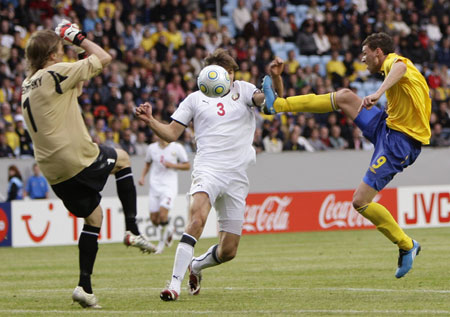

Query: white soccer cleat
72 286 101 309
123 231 157 253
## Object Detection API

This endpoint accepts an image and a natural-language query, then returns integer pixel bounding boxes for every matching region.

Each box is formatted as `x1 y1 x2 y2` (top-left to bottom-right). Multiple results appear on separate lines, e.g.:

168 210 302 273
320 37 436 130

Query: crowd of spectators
0 0 449 159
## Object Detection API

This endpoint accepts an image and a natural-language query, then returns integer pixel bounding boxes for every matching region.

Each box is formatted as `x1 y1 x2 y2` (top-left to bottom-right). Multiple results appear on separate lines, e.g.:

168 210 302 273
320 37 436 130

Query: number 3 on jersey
216 102 225 116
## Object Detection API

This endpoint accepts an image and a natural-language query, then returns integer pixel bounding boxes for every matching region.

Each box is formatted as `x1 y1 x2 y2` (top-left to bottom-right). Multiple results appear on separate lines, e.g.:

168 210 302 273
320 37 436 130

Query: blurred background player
136 48 284 301
24 163 49 199
263 32 429 279
22 20 155 309
138 133 190 254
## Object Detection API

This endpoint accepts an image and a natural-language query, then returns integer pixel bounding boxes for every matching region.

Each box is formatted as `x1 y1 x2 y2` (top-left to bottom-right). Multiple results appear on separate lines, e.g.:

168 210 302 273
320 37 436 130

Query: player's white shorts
189 168 249 235
148 188 176 212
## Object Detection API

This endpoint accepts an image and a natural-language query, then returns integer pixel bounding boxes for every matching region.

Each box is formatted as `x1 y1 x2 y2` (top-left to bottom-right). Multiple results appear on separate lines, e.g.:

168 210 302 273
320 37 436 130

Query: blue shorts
354 106 422 191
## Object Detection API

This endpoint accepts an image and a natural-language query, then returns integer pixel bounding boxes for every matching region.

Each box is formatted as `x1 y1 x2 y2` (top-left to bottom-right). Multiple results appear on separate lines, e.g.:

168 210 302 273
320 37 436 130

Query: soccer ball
197 65 231 98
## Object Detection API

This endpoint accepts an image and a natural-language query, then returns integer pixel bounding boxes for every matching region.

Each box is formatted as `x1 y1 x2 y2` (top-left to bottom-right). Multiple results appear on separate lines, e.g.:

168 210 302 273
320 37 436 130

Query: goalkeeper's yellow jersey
21 55 103 184
381 53 431 144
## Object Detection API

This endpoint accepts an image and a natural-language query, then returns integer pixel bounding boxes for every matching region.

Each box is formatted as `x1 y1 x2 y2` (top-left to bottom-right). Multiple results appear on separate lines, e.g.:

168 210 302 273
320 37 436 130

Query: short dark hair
362 32 394 55
204 48 239 72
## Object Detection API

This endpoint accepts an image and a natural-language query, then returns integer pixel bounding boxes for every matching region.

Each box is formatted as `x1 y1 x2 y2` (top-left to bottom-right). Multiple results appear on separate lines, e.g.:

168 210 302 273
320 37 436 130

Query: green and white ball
197 65 231 98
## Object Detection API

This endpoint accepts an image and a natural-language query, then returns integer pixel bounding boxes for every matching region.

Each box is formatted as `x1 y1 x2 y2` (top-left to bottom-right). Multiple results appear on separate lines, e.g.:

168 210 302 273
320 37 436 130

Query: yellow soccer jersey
381 53 431 144
21 55 103 184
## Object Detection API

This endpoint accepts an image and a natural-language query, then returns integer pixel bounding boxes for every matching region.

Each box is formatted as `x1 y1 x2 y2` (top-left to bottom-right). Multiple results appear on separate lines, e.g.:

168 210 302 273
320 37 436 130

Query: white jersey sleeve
171 93 195 127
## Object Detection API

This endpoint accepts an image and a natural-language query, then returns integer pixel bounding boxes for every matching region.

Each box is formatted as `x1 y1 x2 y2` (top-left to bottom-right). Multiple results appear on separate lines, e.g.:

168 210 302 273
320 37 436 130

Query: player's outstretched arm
136 102 185 142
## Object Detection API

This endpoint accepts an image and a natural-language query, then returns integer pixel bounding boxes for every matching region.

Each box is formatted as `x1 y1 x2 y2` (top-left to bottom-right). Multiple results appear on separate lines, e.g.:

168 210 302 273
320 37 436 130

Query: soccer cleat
123 231 157 253
72 286 101 309
188 260 202 295
395 240 421 278
261 75 277 115
160 288 179 301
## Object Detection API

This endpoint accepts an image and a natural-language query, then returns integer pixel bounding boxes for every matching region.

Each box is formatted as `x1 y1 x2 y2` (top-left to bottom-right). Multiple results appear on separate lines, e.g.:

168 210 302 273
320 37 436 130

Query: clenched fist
55 19 86 46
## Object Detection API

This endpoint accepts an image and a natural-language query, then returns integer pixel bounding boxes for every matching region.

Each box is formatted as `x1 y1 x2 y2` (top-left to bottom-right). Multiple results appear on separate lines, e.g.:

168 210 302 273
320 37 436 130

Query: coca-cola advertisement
243 189 398 234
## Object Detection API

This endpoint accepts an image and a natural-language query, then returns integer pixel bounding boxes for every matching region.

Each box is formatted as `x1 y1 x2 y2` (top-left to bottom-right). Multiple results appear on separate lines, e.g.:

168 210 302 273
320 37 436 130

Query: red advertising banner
243 189 398 234
0 202 11 247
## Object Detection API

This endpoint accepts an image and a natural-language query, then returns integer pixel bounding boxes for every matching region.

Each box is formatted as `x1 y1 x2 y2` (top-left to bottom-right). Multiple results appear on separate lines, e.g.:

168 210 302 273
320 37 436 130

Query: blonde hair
25 30 62 76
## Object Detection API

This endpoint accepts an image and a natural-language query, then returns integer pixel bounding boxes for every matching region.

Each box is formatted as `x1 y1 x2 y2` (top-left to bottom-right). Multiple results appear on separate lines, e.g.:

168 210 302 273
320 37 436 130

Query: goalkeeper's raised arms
55 19 86 46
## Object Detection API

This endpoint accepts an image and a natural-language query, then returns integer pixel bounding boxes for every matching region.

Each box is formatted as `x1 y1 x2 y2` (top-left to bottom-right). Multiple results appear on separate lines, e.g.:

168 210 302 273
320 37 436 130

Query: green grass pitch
0 227 449 316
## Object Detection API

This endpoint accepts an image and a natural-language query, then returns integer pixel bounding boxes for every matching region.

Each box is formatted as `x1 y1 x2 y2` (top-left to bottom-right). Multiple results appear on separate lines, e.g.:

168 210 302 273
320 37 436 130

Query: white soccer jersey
171 80 258 172
145 141 189 195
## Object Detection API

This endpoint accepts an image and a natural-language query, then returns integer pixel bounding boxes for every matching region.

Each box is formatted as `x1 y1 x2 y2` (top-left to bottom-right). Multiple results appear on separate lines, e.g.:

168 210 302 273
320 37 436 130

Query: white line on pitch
3 286 450 294
1 309 450 315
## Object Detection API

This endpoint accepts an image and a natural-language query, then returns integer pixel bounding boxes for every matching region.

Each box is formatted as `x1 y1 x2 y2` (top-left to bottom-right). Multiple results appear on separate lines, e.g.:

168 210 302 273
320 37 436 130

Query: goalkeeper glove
55 19 86 46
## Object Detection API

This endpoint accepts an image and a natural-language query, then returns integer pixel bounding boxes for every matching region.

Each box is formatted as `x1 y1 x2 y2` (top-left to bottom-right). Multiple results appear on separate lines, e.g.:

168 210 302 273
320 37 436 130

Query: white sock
169 242 194 292
156 240 165 253
192 244 221 274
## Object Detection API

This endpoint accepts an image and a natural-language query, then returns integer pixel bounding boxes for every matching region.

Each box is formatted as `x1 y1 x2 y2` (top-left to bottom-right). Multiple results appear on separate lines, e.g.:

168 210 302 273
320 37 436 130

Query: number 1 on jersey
23 98 38 132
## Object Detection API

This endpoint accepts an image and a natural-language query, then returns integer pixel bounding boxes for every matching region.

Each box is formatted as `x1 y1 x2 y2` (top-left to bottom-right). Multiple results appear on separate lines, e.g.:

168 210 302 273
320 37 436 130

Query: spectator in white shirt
233 0 252 35
426 15 442 43
313 23 331 55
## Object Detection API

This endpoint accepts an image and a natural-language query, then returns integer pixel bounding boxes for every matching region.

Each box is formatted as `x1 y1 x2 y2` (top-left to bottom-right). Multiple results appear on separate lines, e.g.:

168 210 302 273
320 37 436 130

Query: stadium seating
1 0 448 160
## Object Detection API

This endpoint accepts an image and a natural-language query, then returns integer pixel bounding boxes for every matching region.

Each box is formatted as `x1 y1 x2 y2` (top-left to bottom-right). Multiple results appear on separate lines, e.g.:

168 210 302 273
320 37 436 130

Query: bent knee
115 149 131 169
189 215 207 230
352 194 371 210
85 208 103 227
336 88 357 104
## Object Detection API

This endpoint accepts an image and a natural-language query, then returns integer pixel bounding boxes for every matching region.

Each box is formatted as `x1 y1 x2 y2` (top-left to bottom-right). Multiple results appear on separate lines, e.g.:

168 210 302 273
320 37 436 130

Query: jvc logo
404 192 450 224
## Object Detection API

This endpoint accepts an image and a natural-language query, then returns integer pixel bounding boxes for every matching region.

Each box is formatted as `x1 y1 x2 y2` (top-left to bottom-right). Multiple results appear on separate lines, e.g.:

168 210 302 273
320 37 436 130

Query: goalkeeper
21 20 156 309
